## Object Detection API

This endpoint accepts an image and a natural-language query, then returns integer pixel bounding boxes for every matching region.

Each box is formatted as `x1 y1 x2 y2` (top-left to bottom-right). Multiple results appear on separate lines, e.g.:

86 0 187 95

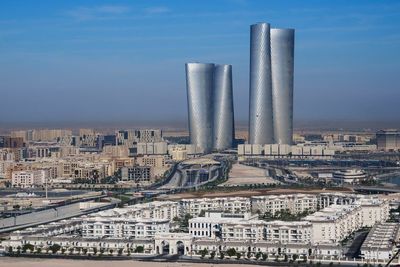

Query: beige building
11 170 47 188
31 129 72 142
180 197 251 217
251 194 318 215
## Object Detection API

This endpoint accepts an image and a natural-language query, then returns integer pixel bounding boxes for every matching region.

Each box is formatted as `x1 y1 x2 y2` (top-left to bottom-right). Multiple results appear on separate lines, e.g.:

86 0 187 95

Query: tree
292 254 299 261
262 253 268 261
255 252 262 260
49 244 61 254
210 251 216 259
134 246 144 253
247 251 252 259
284 254 288 262
180 213 193 229
236 252 242 260
219 252 225 259
118 248 123 255
226 248 237 258
22 244 34 253
200 248 208 258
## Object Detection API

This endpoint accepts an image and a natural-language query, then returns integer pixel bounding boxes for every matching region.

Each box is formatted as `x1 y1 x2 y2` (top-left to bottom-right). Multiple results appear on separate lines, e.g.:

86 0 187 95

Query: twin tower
186 22 294 153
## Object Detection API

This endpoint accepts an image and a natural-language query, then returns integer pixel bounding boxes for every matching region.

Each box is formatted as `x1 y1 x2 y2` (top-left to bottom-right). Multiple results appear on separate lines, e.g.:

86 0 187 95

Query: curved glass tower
271 28 295 145
248 23 274 145
213 64 235 151
185 63 215 153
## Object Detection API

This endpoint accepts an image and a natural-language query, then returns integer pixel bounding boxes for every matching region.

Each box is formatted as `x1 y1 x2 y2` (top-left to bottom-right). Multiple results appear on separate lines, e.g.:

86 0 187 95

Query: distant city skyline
1 0 400 124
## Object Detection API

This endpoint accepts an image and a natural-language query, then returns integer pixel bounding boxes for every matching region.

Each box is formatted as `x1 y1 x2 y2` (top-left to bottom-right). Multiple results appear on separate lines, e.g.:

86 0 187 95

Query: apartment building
357 198 390 227
11 170 47 188
82 217 169 239
98 201 180 222
304 205 363 244
360 222 400 260
189 212 265 242
120 165 153 182
180 197 251 217
265 220 312 244
251 194 318 215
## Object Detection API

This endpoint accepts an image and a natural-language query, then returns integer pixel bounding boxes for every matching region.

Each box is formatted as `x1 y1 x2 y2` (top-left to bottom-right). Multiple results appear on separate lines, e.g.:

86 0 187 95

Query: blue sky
1 0 399 125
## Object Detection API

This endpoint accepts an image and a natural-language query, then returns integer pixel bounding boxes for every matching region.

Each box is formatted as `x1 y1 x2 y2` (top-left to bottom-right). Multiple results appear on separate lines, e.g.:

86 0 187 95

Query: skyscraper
271 28 295 145
185 63 235 153
213 64 235 151
248 23 274 145
248 23 295 145
185 63 215 153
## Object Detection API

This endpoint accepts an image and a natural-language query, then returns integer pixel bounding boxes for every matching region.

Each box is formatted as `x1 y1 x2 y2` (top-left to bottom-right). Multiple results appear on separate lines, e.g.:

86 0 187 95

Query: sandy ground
1 257 257 267
219 164 278 186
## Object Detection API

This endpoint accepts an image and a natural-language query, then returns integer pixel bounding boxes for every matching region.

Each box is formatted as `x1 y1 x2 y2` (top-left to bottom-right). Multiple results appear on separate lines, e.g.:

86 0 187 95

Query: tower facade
271 28 295 145
185 63 215 153
248 23 274 145
213 64 235 150
185 63 235 153
248 23 295 145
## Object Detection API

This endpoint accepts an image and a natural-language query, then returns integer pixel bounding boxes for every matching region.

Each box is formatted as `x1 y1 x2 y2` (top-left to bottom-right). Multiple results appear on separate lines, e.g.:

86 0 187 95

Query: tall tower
213 64 235 150
271 28 295 145
185 63 215 153
248 23 274 145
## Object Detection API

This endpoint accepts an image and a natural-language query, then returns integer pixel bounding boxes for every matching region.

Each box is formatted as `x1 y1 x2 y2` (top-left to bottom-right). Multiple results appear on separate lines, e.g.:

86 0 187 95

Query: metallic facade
213 64 235 151
271 28 295 145
248 23 274 145
185 63 215 153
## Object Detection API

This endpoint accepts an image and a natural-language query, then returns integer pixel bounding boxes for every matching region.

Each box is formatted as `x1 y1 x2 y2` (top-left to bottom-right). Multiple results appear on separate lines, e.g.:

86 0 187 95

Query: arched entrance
161 241 169 254
177 241 185 256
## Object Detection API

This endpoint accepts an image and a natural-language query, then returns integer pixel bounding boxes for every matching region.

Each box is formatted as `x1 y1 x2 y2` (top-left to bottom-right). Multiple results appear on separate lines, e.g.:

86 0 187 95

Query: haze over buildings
0 1 399 126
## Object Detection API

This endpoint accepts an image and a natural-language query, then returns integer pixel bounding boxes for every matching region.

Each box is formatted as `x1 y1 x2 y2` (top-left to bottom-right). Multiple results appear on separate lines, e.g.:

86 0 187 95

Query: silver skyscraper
185 63 214 153
213 64 235 151
271 28 295 145
248 23 274 145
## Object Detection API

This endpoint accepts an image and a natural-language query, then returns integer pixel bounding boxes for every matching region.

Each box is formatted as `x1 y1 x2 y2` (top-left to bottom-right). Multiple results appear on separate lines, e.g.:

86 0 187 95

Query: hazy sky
1 0 399 125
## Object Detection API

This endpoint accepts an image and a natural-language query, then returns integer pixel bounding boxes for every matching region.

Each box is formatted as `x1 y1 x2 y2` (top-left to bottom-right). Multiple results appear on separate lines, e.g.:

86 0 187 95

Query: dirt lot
219 164 279 186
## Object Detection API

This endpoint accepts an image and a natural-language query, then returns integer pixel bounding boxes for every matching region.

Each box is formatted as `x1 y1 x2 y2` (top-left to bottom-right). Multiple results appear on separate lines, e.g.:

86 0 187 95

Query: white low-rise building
180 197 251 217
265 220 312 244
95 201 179 222
360 222 400 260
251 194 318 215
357 197 390 227
189 212 265 242
304 204 362 244
82 217 169 239
11 170 47 188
